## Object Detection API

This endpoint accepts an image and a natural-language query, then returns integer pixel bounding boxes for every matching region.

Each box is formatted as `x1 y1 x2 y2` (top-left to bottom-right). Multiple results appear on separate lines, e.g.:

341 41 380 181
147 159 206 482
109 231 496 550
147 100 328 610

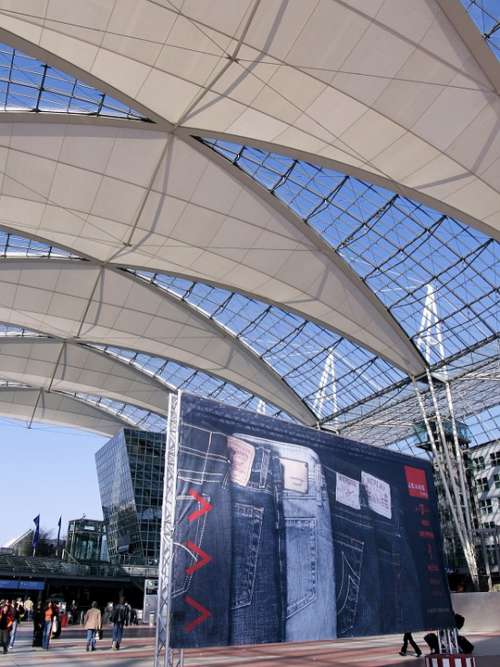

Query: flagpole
56 516 62 558
32 515 40 558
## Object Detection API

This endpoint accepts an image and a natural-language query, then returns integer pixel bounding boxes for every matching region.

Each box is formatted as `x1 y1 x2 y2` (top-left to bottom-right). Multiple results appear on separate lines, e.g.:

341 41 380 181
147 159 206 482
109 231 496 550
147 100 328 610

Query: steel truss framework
0 8 495 600
0 43 149 120
461 0 500 58
155 392 182 667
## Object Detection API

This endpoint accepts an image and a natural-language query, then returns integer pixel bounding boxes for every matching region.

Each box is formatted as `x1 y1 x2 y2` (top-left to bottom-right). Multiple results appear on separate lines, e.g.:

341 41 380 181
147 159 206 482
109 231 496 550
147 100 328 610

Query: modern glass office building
95 429 165 565
65 518 106 562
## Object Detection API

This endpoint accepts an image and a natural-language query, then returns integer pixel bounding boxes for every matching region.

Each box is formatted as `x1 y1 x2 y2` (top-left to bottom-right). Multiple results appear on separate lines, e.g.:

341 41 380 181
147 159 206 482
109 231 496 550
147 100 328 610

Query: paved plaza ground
2 625 499 666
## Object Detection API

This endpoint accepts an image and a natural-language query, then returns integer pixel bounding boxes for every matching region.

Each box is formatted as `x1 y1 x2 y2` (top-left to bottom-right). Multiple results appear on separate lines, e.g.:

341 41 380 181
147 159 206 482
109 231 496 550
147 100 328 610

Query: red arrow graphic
184 596 212 633
184 540 212 575
187 489 213 522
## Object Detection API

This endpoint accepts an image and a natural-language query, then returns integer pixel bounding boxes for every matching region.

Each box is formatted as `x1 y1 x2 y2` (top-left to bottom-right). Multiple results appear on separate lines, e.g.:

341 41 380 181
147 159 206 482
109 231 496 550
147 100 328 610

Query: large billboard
168 393 453 648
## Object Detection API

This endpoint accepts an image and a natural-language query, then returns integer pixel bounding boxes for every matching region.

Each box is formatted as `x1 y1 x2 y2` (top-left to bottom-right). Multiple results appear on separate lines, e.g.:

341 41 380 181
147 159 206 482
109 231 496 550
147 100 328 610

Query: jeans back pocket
335 533 364 636
231 503 263 610
285 517 317 618
172 494 209 598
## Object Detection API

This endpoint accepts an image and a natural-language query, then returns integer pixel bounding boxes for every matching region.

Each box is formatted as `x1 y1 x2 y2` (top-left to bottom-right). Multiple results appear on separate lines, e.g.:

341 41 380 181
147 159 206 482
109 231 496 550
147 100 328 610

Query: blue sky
0 418 106 546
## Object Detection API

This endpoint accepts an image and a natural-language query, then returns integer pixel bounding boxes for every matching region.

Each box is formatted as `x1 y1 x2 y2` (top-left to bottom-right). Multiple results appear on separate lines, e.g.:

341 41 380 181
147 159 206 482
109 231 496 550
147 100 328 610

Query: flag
56 516 62 549
32 515 40 549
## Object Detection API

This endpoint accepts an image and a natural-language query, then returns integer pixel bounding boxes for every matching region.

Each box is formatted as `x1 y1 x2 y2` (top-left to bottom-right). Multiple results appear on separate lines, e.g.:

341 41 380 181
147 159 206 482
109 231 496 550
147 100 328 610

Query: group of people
32 600 62 649
0 596 131 653
82 597 130 652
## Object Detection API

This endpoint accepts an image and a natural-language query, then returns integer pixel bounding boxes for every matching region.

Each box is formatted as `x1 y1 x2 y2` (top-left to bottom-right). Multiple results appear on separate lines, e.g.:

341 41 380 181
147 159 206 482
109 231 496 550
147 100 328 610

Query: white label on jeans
227 436 255 486
361 471 392 519
336 472 360 510
282 458 308 493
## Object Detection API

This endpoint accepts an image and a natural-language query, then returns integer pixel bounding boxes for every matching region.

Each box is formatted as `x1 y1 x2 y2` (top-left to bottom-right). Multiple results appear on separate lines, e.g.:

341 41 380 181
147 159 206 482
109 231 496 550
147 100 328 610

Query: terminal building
0 1 497 653
95 429 165 566
64 518 107 564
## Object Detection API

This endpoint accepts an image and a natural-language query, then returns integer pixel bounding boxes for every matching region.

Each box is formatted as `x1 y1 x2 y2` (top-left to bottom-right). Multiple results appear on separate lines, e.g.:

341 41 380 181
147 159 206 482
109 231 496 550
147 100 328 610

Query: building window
479 499 493 514
490 452 500 466
477 477 489 492
495 473 500 489
474 456 486 471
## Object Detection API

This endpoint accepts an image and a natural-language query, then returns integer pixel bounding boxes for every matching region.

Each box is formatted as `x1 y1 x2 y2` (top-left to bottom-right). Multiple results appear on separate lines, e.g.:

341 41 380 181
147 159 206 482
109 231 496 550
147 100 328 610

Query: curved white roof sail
0 258 314 423
0 1 497 239
0 338 170 413
0 120 424 375
0 387 126 435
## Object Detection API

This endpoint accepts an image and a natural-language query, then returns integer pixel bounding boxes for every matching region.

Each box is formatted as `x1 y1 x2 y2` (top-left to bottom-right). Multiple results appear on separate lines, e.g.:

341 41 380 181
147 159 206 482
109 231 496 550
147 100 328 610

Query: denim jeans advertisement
169 393 453 648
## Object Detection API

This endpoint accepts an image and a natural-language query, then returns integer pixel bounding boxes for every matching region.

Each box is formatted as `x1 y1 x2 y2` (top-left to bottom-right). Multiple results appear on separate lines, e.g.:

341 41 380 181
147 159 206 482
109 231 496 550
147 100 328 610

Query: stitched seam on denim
172 498 207 597
231 503 263 609
285 517 317 617
180 446 228 462
183 422 227 439
336 539 363 633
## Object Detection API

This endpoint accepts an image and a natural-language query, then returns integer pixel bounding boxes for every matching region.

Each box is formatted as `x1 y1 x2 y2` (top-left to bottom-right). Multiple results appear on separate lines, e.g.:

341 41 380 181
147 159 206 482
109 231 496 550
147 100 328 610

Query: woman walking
42 602 54 650
83 602 102 652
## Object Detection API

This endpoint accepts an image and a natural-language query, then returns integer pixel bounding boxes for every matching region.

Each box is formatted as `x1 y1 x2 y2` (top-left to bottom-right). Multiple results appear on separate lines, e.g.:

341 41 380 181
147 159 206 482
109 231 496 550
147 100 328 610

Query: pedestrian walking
32 603 43 647
9 601 23 649
110 597 128 650
0 601 14 654
84 602 102 652
42 601 55 650
24 597 33 621
399 631 422 657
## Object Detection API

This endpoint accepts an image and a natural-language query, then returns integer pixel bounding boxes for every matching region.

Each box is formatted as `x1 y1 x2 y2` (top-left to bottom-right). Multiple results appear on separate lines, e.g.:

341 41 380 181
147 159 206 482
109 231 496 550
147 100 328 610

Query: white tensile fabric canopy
0 0 497 238
0 338 171 413
0 387 128 435
0 0 496 434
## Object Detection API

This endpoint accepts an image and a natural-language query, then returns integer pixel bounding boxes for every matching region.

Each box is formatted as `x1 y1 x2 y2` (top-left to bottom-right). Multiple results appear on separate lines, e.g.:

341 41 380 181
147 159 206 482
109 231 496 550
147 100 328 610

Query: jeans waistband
234 434 324 501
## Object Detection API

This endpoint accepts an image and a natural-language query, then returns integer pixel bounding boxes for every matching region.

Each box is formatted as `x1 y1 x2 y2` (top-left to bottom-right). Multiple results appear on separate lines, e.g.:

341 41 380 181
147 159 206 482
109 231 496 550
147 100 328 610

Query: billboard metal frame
155 392 184 667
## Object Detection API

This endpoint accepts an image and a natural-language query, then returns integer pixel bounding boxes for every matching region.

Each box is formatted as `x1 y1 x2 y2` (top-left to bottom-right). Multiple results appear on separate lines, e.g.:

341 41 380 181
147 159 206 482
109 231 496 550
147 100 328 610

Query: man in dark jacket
111 597 128 650
0 601 14 654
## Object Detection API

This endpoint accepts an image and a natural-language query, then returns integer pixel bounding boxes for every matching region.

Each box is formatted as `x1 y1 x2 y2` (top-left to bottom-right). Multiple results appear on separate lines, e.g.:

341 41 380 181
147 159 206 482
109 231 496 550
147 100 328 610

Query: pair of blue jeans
228 439 285 645
112 623 124 645
171 424 231 648
86 629 97 650
236 434 336 641
8 621 17 648
42 620 52 649
321 460 423 637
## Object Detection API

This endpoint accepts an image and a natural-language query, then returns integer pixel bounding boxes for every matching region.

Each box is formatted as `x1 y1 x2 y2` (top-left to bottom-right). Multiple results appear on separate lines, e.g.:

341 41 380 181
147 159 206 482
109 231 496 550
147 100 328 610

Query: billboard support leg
425 371 480 590
438 627 459 654
412 378 479 589
155 393 181 667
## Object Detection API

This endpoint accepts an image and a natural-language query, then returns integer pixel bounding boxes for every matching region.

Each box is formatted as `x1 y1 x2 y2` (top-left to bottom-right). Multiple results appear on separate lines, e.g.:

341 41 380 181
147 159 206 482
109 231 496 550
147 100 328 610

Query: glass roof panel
0 44 150 120
93 344 292 421
62 391 166 432
461 0 500 58
129 269 406 421
202 139 499 368
0 230 76 258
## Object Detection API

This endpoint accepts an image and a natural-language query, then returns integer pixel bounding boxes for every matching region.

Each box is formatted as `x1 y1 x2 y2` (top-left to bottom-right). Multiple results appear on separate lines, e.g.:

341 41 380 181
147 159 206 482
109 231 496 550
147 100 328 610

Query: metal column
155 392 183 667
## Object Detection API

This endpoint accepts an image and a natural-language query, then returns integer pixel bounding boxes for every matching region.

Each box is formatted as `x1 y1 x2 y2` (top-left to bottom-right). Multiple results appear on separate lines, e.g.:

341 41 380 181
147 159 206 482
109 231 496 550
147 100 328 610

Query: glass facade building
65 518 106 562
95 429 165 565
